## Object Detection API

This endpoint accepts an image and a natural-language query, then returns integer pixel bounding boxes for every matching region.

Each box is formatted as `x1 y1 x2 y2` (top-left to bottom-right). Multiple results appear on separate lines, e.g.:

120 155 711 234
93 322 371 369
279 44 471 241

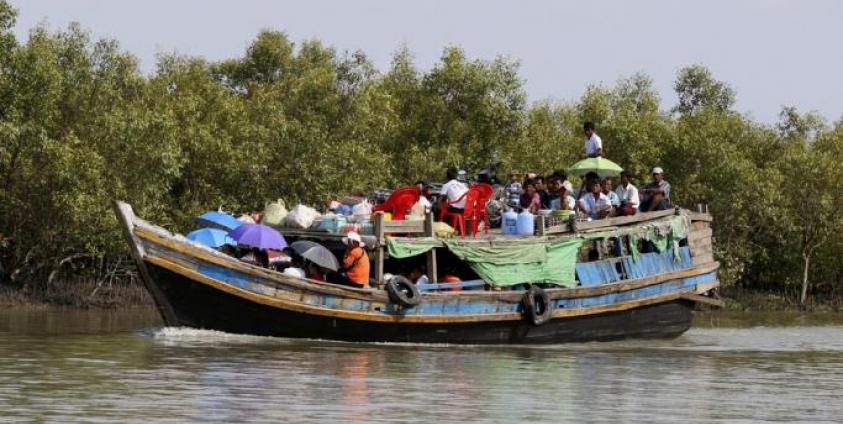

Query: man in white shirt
578 182 611 219
615 171 640 216
440 168 468 211
583 121 603 158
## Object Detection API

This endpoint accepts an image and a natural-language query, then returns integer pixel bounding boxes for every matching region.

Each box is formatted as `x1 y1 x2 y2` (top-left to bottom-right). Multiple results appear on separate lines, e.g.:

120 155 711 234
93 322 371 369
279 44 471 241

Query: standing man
583 122 603 158
639 167 672 212
441 168 469 212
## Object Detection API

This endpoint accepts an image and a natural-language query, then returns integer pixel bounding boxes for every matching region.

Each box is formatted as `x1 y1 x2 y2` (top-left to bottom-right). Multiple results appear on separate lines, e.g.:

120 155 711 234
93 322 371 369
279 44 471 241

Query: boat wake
138 325 843 354
139 326 292 346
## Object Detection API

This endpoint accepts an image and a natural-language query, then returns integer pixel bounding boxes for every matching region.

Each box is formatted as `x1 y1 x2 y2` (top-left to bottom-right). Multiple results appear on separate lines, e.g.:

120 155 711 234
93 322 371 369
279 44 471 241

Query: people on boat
615 170 640 216
601 178 621 215
576 172 601 200
534 176 551 209
519 179 541 213
342 231 371 288
241 247 270 268
578 181 612 219
457 169 468 183
220 243 237 256
546 176 560 207
639 167 672 212
550 180 576 210
306 262 326 281
441 168 469 213
414 180 433 209
283 266 306 278
408 265 429 285
583 121 603 158
476 170 492 185
506 172 522 194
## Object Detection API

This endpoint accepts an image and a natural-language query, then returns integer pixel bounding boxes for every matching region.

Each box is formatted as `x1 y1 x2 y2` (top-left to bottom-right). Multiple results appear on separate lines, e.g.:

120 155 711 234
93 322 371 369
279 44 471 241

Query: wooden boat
114 201 721 344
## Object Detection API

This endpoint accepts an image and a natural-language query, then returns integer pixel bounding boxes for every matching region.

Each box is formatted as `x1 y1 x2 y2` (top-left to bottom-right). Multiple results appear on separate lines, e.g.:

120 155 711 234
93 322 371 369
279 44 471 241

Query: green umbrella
568 157 623 179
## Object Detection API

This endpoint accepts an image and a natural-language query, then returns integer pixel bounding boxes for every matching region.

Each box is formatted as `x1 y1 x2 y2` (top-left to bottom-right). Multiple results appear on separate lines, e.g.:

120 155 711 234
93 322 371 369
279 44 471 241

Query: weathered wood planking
113 201 178 324
688 227 713 241
688 212 713 222
135 220 719 308
382 219 426 234
146 253 711 323
574 209 676 231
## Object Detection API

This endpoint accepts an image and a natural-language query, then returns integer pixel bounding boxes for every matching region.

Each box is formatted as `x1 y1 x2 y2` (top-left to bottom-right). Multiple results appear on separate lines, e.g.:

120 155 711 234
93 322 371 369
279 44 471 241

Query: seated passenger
283 266 306 278
519 179 541 213
240 247 268 267
535 176 551 209
441 168 469 213
408 266 429 285
414 180 433 209
615 171 640 216
575 172 601 200
306 262 325 281
550 181 576 210
506 172 522 194
341 232 370 288
546 176 560 205
639 167 672 212
601 178 621 215
578 182 612 219
220 243 237 257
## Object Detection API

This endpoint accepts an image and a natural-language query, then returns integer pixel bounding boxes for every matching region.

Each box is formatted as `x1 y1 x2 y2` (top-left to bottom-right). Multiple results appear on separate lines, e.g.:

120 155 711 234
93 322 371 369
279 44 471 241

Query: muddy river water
1 308 842 422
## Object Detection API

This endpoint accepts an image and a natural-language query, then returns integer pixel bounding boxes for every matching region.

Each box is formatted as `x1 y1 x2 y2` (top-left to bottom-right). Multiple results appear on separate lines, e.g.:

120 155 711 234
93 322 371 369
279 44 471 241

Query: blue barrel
502 210 518 235
516 210 534 235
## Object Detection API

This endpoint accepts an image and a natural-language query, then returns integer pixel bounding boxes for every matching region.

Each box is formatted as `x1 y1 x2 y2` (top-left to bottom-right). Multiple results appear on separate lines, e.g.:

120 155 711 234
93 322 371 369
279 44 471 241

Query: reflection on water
1 307 843 422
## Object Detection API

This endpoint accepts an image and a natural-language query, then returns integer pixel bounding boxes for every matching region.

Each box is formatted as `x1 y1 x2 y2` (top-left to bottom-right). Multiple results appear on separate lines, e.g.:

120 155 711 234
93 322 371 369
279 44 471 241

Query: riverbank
0 280 152 308
720 286 843 313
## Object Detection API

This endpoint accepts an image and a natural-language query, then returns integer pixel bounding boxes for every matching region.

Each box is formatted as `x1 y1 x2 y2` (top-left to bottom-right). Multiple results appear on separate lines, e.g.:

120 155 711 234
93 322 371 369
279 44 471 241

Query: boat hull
147 262 695 344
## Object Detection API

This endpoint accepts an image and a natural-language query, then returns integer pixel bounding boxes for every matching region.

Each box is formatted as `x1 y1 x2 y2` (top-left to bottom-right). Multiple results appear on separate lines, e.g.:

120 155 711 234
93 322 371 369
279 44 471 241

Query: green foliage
0 2 841 303
673 64 736 115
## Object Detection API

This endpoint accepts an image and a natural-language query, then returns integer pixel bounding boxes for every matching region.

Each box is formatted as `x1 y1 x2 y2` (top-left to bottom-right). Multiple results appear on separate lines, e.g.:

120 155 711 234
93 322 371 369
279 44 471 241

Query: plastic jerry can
502 210 518 235
516 210 534 235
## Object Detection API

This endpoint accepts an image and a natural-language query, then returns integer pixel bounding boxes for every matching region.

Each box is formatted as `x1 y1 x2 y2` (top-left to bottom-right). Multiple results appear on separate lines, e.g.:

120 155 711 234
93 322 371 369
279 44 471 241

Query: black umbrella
289 240 340 272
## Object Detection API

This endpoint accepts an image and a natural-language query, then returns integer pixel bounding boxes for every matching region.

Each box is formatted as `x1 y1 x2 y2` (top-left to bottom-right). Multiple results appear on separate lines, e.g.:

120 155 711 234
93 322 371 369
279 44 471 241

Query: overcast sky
10 0 843 123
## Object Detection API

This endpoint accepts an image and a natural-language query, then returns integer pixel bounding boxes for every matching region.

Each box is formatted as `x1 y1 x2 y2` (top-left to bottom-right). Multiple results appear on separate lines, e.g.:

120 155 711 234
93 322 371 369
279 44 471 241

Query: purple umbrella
228 224 288 250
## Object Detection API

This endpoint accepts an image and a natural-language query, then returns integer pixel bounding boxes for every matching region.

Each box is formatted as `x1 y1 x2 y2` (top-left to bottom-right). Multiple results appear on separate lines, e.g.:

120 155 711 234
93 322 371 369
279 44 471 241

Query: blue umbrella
228 224 287 250
187 228 237 248
196 211 241 231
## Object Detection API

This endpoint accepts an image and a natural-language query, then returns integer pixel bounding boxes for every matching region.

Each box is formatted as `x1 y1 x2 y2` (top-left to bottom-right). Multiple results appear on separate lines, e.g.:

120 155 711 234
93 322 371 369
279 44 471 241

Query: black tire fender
523 285 553 326
386 275 421 307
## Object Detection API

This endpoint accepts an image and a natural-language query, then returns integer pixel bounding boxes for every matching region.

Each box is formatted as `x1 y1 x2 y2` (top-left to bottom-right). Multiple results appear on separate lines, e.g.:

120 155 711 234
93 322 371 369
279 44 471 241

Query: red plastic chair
372 186 420 220
471 183 494 235
440 186 488 236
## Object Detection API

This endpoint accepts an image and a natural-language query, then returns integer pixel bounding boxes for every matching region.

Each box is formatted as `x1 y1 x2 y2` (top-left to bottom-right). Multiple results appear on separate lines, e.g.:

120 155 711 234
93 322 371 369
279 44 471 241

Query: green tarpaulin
386 237 440 259
384 212 688 287
385 237 584 288
445 238 583 287
627 215 686 262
